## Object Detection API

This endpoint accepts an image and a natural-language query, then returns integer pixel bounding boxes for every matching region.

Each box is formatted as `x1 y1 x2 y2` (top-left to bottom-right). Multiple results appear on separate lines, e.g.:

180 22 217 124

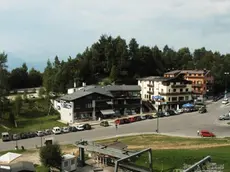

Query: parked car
123 118 130 124
175 109 183 114
36 131 45 137
140 115 146 120
1 132 11 142
69 126 78 132
144 114 154 119
167 110 176 116
62 127 70 133
52 127 61 135
100 121 109 127
44 129 52 135
134 116 141 121
128 117 136 122
198 106 207 113
199 130 215 137
76 125 84 131
27 132 37 138
12 134 20 140
219 114 230 120
163 111 170 117
222 98 229 104
83 123 92 130
156 111 165 117
20 132 28 139
115 119 125 125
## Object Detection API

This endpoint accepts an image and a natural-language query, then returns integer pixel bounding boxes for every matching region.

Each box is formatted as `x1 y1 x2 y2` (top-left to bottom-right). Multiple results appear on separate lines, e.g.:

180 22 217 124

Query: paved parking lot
0 98 230 151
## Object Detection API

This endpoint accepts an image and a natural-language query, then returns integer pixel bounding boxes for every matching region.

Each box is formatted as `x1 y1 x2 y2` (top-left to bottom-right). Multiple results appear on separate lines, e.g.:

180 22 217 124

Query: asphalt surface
1 98 230 151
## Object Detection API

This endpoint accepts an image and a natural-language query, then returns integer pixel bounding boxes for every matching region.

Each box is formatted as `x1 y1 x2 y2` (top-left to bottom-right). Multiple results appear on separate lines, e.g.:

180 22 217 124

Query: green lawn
98 134 230 172
0 98 66 135
135 146 230 172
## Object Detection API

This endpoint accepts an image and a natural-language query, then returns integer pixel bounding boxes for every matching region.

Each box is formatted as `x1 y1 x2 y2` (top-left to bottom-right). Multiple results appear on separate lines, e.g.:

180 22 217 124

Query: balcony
147 84 154 87
147 91 154 94
171 84 186 88
192 84 203 87
158 91 192 96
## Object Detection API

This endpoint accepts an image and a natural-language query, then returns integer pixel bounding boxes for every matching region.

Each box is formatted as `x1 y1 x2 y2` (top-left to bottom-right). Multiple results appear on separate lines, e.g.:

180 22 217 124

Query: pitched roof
165 70 210 75
60 85 141 101
137 76 163 81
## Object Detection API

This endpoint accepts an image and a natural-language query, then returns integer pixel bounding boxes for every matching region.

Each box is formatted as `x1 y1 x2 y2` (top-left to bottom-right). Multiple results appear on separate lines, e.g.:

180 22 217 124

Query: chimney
82 82 86 87
74 81 76 88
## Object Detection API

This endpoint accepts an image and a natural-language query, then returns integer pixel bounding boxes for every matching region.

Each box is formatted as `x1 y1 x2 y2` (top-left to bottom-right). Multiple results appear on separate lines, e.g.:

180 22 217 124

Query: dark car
83 123 92 130
27 132 36 138
167 110 176 116
144 114 154 119
134 116 141 121
123 118 130 124
20 133 28 139
156 111 165 117
100 121 109 127
69 126 77 132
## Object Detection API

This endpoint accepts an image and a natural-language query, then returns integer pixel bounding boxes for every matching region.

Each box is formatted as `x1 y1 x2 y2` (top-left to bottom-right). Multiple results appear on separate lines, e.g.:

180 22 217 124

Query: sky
1 0 230 71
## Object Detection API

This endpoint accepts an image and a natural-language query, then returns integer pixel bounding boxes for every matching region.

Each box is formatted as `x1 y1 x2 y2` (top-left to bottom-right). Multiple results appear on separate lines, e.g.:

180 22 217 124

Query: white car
36 131 44 137
52 127 61 135
62 127 70 133
222 98 229 104
76 125 84 131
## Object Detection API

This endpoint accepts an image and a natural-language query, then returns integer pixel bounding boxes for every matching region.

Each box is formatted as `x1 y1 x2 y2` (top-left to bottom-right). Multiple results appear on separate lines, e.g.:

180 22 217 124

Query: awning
106 101 113 105
100 109 115 115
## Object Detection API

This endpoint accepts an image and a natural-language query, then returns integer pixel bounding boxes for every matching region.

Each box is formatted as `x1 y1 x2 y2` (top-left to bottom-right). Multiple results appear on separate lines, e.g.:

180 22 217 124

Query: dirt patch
11 147 79 165
128 143 230 150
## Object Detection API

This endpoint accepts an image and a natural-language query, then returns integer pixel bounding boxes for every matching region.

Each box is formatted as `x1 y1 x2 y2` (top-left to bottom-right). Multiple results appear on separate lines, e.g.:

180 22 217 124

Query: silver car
219 114 230 120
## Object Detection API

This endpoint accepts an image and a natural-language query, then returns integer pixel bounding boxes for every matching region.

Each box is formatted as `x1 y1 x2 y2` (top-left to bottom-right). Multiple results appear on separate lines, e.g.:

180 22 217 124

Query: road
0 99 230 151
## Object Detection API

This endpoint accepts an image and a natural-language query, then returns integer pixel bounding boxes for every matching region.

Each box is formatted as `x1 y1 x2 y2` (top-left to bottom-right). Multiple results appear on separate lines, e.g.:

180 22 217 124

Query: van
52 127 61 135
2 132 10 142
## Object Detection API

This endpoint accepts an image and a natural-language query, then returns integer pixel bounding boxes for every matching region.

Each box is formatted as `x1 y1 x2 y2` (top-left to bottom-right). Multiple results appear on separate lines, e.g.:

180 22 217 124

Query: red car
128 117 136 123
114 119 125 125
199 130 215 137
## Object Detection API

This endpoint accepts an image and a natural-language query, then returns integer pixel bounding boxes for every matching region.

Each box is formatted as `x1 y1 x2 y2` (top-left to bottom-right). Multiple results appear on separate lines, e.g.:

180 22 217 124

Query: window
173 89 176 92
185 96 189 100
168 97 171 101
180 89 183 92
161 89 163 92
172 97 177 101
85 103 92 108
186 88 188 92
71 159 75 165
64 161 68 167
169 89 171 93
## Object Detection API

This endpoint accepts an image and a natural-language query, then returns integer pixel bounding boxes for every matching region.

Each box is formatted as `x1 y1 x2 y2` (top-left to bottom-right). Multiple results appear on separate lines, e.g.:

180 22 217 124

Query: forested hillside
1 35 230 95
43 35 230 95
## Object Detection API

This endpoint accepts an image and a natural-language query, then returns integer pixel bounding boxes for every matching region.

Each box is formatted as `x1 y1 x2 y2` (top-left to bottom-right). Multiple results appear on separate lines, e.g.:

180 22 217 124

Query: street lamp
224 72 229 98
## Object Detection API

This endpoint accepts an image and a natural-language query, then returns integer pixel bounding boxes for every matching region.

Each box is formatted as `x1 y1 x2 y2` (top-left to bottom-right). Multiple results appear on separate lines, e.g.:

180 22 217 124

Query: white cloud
0 0 230 65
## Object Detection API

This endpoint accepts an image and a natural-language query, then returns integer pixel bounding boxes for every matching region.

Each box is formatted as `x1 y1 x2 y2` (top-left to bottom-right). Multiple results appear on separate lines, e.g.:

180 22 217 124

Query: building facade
55 85 141 123
138 76 193 110
164 70 214 97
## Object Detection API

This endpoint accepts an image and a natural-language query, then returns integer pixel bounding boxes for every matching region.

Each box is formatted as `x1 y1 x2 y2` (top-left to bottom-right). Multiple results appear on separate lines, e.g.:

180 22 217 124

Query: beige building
138 76 193 110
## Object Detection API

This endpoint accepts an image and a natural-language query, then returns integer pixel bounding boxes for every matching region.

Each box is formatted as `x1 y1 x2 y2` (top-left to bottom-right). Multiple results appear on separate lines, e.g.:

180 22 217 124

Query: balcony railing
158 91 192 96
147 84 154 87
147 91 154 94
192 84 203 87
171 84 186 88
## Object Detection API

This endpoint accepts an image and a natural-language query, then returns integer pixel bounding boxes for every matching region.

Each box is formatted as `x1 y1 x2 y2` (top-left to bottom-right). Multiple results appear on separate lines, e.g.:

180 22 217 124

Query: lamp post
224 72 229 99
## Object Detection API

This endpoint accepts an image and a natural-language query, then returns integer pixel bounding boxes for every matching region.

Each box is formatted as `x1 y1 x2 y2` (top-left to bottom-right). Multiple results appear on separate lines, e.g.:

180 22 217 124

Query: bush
39 143 62 170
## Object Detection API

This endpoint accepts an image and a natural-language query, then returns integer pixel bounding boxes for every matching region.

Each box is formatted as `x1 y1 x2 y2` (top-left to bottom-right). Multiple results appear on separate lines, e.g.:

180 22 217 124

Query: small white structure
61 154 77 172
0 152 22 164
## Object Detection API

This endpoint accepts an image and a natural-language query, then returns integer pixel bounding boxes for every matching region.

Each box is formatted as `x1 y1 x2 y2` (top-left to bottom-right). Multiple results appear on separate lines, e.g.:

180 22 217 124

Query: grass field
98 134 230 172
0 98 66 135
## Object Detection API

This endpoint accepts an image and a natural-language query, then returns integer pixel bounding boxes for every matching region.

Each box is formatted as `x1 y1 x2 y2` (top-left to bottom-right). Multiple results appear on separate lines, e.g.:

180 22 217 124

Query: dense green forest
1 35 230 95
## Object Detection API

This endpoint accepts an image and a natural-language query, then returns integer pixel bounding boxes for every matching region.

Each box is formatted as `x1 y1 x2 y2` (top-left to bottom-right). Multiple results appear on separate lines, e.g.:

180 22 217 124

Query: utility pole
224 72 229 99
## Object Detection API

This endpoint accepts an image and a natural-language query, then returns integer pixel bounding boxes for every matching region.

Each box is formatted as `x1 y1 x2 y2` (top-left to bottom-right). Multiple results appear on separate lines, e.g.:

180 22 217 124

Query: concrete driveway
0 99 230 151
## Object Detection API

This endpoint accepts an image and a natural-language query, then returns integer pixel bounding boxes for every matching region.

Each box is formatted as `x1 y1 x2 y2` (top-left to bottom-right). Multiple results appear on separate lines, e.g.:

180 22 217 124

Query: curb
90 132 201 141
